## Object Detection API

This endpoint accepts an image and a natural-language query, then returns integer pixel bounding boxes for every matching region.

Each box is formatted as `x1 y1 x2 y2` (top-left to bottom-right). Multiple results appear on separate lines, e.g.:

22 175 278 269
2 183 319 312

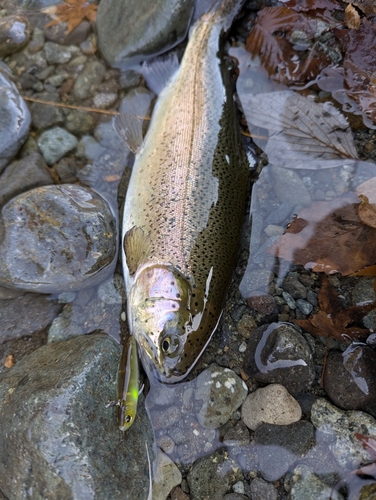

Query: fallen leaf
280 0 340 11
4 355 15 368
43 0 98 34
344 4 360 29
343 0 376 14
240 90 359 169
294 275 374 342
358 195 376 229
350 265 376 277
269 193 376 276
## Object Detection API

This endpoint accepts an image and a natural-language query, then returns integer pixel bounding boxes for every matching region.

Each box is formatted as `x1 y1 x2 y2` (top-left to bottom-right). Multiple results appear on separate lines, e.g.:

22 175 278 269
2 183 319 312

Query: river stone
37 126 78 164
243 322 315 394
0 293 61 343
250 477 277 500
0 69 31 172
0 16 31 56
0 334 154 499
153 450 182 500
0 184 117 293
30 92 64 130
194 364 248 428
289 465 344 500
311 398 376 469
97 0 194 69
323 346 376 410
73 60 106 100
0 152 53 207
271 166 311 207
241 384 302 431
187 448 243 500
254 420 314 456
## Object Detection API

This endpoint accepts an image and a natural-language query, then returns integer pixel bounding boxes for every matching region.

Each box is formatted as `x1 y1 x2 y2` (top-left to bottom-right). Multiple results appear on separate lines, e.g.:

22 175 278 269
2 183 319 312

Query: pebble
187 448 243 500
44 20 90 46
37 126 78 164
323 346 376 410
28 27 45 53
311 398 376 469
282 290 296 309
0 69 30 172
247 294 277 315
194 364 248 428
0 152 53 207
30 92 64 129
281 276 307 299
44 41 72 64
254 420 314 456
223 420 250 447
73 60 106 100
289 465 344 500
250 477 278 500
239 269 274 296
241 384 302 431
0 185 116 293
152 450 182 500
243 323 315 394
97 0 195 68
271 166 312 207
65 110 96 135
351 277 376 330
93 92 118 109
97 273 125 305
0 15 31 56
0 334 154 499
296 299 313 315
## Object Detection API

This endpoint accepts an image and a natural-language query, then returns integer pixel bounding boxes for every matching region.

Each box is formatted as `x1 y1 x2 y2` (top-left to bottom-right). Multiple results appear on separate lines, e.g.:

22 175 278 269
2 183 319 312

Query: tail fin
193 0 245 31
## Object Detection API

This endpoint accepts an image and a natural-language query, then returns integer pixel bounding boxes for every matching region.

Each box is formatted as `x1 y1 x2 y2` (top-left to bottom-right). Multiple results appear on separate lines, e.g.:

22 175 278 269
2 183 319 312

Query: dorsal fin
123 226 152 275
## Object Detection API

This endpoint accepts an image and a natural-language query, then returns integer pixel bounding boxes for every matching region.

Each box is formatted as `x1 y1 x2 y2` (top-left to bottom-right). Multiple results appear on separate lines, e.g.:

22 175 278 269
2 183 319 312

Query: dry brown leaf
358 195 376 228
269 193 376 276
4 355 15 368
43 0 98 34
351 265 376 277
344 4 360 29
240 90 359 169
281 0 340 10
294 276 374 342
356 177 376 204
343 0 376 14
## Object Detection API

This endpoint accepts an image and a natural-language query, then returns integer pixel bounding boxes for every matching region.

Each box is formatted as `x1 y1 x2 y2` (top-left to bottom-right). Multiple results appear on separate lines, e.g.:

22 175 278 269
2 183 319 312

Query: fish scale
119 0 249 383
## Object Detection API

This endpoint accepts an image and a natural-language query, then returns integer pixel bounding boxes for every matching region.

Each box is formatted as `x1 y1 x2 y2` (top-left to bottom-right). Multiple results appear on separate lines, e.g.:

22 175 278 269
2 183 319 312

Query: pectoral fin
123 226 152 275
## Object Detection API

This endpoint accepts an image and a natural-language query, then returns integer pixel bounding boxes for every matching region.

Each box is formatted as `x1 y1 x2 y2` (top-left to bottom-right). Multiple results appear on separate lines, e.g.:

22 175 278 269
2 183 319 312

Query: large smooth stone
0 69 31 172
0 184 117 293
97 0 194 69
0 16 31 56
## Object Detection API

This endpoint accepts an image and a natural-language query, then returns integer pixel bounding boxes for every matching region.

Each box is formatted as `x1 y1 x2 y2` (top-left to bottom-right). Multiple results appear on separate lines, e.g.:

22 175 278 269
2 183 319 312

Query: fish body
121 0 249 383
117 334 139 430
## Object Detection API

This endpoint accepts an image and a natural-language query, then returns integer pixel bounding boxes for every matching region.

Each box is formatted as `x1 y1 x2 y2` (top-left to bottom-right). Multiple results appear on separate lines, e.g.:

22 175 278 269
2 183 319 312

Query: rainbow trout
117 0 249 383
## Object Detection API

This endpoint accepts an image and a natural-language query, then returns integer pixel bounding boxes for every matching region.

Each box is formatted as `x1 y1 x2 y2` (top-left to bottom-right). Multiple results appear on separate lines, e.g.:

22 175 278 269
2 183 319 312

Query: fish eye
161 335 181 358
125 414 132 424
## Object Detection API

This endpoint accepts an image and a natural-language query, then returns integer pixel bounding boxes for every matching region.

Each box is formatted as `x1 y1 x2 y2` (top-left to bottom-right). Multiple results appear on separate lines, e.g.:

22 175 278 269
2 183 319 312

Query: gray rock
44 20 90 46
187 448 243 500
0 293 61 343
93 92 118 109
153 450 182 500
55 157 77 182
30 92 65 130
0 185 117 293
243 323 315 394
0 285 24 300
281 276 307 299
254 420 314 456
194 364 248 428
271 165 311 207
0 152 53 207
37 126 78 164
257 444 296 482
0 69 31 172
250 477 277 500
65 110 96 135
289 465 344 500
73 60 106 100
97 0 194 69
223 495 248 500
324 346 376 410
0 334 154 499
352 277 376 330
239 269 274 297
97 273 125 305
0 16 31 56
223 420 250 447
47 303 83 343
296 299 313 315
311 398 376 469
44 41 72 64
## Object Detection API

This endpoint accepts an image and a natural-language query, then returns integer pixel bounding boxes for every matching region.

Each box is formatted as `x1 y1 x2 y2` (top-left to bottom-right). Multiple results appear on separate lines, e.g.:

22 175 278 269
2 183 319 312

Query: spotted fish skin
122 0 249 383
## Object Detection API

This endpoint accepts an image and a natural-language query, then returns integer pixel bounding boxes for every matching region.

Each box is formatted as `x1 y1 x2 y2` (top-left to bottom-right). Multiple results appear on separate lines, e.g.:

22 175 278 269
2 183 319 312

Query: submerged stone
37 126 78 164
0 184 117 293
0 16 31 56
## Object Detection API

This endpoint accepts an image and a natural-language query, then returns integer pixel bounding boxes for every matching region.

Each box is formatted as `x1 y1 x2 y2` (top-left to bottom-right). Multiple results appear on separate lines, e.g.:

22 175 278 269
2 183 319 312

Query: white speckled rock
152 450 182 500
241 384 302 431
194 364 248 429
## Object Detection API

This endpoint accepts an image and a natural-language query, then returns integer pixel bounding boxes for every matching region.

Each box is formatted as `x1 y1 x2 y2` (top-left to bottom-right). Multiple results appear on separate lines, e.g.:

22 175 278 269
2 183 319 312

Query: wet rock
352 277 376 330
358 483 376 500
30 92 64 130
194 364 248 428
254 420 314 456
47 303 83 343
250 477 278 500
281 276 307 299
323 346 376 410
236 313 257 339
171 486 190 500
0 285 24 300
242 384 302 431
0 334 154 499
187 448 243 500
97 0 194 69
0 293 61 343
224 494 248 500
243 323 315 394
44 41 72 64
73 60 106 100
0 16 31 56
0 69 31 172
97 273 125 305
55 157 77 182
0 185 116 293
37 126 78 164
247 294 277 315
65 110 96 134
153 450 182 500
256 444 296 482
93 92 118 109
289 465 344 500
44 20 90 46
271 166 312 207
311 398 376 469
239 269 274 296
0 152 53 207
223 420 250 447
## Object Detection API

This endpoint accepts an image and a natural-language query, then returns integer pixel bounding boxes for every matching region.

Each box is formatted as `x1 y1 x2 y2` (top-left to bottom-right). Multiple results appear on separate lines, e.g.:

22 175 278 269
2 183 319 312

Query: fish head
128 265 194 383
